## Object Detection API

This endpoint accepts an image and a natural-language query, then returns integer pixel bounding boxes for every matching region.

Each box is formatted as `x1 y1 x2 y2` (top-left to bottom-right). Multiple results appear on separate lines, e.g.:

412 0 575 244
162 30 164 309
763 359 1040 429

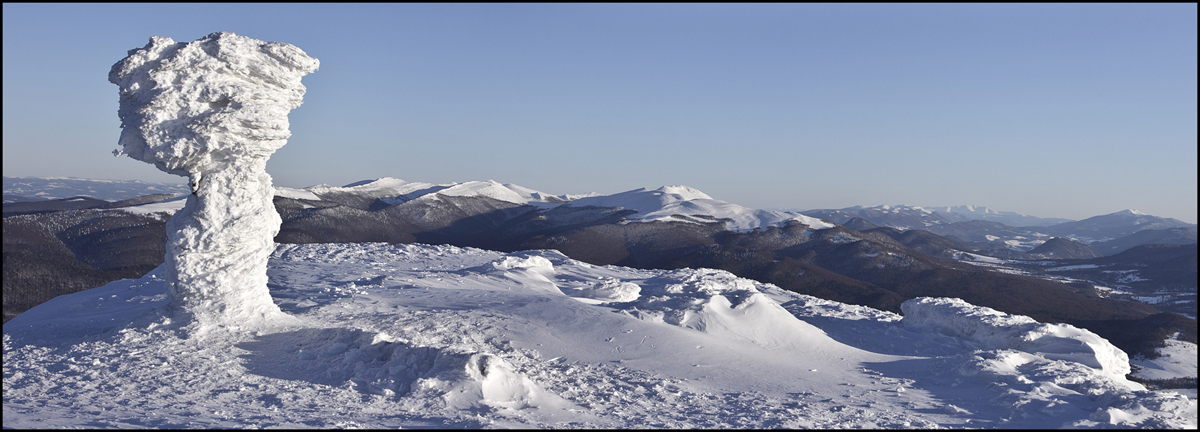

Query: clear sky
3 3 1196 223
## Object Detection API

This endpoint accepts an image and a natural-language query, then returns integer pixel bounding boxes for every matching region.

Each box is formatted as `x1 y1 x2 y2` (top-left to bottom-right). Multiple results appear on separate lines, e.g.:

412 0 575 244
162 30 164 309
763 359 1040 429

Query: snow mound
414 350 565 411
568 185 834 232
476 252 561 294
900 297 1131 377
490 254 554 271
622 268 830 348
476 250 829 348
560 277 642 303
237 327 562 411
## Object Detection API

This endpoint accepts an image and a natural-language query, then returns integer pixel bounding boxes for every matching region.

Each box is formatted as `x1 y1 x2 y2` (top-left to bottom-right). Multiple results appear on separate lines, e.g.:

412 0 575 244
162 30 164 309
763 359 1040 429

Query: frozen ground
4 242 1196 428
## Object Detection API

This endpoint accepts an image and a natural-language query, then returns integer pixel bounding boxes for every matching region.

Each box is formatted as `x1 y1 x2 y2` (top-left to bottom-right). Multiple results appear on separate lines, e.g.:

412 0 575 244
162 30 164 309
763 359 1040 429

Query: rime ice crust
109 32 318 331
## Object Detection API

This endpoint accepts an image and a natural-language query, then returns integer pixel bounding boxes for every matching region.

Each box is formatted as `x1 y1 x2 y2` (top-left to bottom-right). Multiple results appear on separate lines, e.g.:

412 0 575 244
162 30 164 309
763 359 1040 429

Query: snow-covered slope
567 185 834 232
302 178 570 208
4 242 1193 428
282 179 833 233
1131 334 1198 384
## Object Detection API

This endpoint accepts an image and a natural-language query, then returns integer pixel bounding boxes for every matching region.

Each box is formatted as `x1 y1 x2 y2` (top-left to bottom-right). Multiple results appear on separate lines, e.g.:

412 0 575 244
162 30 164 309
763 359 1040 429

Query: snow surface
4 242 1194 428
1130 335 1199 381
104 193 189 215
901 298 1135 378
109 32 318 332
274 186 322 201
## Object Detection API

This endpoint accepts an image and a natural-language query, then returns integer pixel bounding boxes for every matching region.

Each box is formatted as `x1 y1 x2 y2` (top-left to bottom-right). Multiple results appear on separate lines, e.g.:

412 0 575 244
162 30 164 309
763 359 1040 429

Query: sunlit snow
567 185 835 232
3 242 1194 428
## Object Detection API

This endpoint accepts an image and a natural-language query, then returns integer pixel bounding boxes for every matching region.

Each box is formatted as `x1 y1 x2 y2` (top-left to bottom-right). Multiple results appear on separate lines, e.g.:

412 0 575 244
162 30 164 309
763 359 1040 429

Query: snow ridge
285 179 834 232
567 185 834 232
900 297 1133 377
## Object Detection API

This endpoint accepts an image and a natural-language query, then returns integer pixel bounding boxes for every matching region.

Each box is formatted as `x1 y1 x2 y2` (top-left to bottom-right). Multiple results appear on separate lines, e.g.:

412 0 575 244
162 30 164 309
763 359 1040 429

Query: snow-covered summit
279 179 833 233
568 185 834 232
300 178 571 207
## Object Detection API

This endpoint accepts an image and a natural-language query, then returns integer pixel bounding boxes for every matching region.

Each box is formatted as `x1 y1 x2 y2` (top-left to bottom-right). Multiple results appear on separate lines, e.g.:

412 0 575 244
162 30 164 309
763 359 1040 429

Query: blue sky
3 3 1196 222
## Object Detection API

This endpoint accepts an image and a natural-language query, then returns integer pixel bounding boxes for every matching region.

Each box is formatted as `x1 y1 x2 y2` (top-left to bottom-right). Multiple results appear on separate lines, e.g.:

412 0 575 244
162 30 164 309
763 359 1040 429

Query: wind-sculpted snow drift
4 243 1196 427
900 297 1133 378
108 32 318 331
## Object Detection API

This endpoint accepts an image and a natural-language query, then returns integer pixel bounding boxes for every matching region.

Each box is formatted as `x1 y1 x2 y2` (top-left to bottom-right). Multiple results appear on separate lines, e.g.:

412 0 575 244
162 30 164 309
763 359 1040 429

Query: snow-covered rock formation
109 32 319 331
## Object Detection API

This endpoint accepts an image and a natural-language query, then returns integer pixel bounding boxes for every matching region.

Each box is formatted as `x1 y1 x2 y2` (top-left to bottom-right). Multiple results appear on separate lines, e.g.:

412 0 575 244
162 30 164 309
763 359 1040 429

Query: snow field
4 242 1196 428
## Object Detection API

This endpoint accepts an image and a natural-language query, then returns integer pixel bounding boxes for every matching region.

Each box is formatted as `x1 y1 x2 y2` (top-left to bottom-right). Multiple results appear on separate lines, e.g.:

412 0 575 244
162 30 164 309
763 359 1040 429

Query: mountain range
801 204 1195 256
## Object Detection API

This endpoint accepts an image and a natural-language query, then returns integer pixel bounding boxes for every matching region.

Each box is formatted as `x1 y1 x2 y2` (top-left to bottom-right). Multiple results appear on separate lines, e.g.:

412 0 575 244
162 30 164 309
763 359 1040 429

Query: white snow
1092 285 1133 296
273 178 834 233
900 297 1135 378
1046 264 1101 271
425 180 553 206
306 177 571 208
957 252 1008 264
109 32 318 332
567 185 834 232
274 186 322 200
4 242 1194 428
1107 271 1150 283
105 193 189 215
1130 334 1198 382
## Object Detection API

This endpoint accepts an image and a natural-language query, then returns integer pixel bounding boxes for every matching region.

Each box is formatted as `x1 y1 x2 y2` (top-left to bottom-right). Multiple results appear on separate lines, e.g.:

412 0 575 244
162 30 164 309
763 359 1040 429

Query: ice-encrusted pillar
109 32 318 331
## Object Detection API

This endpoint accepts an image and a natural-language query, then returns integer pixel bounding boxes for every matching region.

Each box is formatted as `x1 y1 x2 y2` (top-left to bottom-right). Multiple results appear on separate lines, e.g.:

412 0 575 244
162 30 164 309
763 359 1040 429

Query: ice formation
109 32 319 331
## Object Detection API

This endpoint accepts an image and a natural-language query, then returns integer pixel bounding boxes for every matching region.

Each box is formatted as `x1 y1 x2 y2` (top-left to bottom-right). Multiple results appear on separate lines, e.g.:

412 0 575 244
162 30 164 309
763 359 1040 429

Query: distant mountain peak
339 177 409 189
654 185 713 201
